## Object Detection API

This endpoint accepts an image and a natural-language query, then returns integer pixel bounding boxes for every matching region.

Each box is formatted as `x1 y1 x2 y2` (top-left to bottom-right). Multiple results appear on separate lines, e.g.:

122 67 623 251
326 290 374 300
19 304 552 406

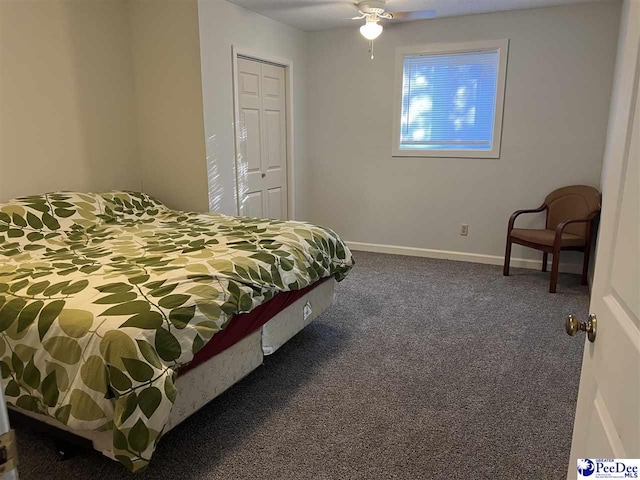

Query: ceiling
226 0 612 32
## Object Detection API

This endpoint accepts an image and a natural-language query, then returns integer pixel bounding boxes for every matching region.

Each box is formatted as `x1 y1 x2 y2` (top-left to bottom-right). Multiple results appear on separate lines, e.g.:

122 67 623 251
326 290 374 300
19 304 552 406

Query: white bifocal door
567 1 639 478
236 57 288 220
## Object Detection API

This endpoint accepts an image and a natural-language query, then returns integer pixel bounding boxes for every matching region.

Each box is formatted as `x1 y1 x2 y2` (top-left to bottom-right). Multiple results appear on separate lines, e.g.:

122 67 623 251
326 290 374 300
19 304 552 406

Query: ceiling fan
351 0 436 58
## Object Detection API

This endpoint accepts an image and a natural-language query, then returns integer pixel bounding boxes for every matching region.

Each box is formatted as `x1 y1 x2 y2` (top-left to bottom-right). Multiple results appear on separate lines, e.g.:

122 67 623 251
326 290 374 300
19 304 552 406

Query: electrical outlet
460 224 469 236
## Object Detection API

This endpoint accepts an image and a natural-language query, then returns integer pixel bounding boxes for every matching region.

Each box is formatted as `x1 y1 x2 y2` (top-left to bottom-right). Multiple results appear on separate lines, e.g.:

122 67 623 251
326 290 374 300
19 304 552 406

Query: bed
0 191 353 472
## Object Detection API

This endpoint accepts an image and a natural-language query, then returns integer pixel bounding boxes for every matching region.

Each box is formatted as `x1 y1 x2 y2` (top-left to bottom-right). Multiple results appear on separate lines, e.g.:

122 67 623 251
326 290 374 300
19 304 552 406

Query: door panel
240 72 259 97
238 106 263 211
583 393 619 458
263 75 280 99
238 59 261 106
262 63 283 107
610 120 639 321
567 2 639 477
265 110 283 170
240 108 262 174
589 292 640 455
267 187 283 219
240 191 263 219
235 57 288 220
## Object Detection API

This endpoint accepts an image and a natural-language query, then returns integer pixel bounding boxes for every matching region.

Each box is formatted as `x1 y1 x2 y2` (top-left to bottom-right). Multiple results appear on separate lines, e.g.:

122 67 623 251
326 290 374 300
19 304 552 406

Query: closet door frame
231 46 295 220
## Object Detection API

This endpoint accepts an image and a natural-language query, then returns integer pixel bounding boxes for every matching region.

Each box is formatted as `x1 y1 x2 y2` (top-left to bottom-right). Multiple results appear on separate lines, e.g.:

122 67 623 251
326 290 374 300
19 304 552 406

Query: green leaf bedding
0 191 353 472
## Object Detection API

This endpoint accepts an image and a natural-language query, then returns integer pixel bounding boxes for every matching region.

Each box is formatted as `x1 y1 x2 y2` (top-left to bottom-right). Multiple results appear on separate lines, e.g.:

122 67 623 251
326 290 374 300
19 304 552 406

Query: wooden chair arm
553 212 601 248
508 204 547 232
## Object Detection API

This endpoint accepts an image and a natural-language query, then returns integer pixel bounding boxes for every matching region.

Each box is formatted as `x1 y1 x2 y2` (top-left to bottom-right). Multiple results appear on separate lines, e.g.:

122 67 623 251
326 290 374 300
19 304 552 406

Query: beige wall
307 1 621 266
129 0 208 212
0 0 141 201
198 0 310 219
0 0 307 216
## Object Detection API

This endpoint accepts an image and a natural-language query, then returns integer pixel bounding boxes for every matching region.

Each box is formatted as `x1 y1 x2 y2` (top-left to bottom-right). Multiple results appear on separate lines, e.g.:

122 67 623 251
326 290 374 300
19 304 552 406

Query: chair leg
542 252 548 272
581 246 591 286
503 238 512 276
549 249 561 293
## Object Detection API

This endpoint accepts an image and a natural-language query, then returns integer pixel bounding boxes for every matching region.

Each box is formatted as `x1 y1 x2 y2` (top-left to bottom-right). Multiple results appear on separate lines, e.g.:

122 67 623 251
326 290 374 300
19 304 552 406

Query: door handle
261 172 266 178
565 313 597 343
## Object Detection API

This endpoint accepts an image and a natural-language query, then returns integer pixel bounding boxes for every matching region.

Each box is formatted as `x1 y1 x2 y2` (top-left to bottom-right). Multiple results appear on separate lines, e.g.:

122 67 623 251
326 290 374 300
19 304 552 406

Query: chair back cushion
545 185 601 237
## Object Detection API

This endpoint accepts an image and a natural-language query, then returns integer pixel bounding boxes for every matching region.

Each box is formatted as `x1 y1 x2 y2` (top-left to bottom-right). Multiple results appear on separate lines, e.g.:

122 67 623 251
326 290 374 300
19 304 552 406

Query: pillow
0 191 168 237
98 191 167 221
0 191 105 233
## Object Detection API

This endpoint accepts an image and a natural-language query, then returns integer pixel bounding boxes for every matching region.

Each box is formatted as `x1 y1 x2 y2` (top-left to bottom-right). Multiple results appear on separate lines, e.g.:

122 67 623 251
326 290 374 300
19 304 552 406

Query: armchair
503 185 601 293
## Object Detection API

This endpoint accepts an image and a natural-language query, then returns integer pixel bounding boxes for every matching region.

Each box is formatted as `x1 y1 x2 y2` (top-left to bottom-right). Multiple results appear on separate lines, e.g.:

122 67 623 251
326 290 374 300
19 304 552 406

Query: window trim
392 39 509 159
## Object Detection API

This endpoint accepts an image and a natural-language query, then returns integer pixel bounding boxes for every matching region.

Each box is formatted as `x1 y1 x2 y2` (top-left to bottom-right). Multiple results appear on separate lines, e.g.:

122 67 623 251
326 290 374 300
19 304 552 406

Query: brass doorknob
565 313 597 343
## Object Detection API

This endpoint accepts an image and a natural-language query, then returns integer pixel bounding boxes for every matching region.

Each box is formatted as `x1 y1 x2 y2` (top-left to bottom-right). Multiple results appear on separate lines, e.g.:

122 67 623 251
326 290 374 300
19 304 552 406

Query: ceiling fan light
360 21 383 40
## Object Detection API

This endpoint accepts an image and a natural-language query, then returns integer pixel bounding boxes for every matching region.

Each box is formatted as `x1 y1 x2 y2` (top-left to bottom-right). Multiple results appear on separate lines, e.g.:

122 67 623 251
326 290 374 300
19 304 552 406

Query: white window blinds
400 49 500 152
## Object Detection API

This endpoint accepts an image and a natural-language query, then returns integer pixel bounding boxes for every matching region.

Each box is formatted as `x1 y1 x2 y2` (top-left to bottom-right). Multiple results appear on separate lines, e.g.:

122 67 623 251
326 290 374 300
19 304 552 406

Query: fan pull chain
369 39 374 60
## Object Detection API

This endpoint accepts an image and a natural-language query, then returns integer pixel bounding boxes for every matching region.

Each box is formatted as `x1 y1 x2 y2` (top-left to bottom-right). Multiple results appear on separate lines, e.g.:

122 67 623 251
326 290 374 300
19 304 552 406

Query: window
392 40 509 158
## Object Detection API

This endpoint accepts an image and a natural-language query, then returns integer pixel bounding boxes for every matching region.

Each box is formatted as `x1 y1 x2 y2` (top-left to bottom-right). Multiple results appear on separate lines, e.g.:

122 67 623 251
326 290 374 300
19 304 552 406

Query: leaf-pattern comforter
0 191 353 472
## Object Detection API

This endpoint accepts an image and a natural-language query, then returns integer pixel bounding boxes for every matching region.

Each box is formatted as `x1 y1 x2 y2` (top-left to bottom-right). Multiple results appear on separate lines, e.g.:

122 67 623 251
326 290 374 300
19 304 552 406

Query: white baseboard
345 241 583 275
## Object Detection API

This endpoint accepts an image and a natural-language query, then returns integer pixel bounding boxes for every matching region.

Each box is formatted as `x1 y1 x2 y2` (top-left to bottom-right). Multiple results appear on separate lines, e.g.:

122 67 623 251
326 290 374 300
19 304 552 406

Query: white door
236 57 288 220
567 1 639 478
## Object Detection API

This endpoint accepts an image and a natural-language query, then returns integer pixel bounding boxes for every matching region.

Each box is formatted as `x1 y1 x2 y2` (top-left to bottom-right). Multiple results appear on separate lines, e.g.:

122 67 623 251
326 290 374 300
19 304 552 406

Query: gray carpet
15 252 588 479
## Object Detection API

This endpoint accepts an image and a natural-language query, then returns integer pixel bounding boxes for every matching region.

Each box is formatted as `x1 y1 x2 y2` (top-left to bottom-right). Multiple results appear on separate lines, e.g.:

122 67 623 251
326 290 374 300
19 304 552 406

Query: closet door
236 57 287 220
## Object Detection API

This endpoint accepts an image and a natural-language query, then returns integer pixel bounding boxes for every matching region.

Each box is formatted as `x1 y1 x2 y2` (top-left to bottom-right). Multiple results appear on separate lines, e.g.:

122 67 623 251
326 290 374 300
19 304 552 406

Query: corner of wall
127 0 209 212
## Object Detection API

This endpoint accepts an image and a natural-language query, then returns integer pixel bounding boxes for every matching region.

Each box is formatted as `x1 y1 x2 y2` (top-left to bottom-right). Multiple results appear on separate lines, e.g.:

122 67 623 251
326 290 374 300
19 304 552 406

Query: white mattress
262 278 336 354
10 278 337 460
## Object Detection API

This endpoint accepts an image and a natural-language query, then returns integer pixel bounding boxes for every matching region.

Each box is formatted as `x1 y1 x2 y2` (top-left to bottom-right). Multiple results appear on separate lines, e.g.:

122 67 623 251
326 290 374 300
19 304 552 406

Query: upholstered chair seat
510 228 586 248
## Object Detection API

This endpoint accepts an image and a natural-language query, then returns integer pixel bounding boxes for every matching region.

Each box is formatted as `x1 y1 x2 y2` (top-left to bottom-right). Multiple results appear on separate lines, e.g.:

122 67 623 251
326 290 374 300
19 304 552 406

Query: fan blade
387 9 436 22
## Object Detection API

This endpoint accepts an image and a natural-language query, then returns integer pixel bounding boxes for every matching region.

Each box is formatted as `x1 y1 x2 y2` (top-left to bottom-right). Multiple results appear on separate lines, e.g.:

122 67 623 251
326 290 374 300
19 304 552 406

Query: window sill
391 148 501 159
